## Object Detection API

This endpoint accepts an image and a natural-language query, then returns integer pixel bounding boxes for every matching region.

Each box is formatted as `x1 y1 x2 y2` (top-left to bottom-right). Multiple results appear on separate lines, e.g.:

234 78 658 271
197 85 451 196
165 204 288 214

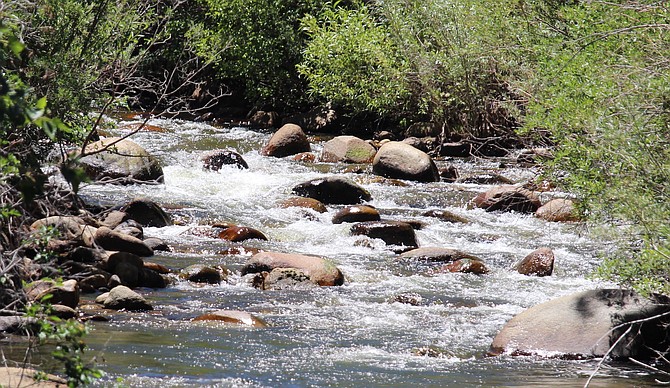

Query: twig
584 325 633 387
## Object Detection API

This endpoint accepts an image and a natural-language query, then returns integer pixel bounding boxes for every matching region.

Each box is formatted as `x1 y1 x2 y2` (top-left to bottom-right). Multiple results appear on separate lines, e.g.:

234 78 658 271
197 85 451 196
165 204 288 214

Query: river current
69 117 656 387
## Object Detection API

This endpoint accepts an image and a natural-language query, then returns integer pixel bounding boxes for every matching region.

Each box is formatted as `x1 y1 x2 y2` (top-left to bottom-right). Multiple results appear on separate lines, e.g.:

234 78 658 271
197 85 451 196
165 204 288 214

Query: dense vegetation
1 0 670 363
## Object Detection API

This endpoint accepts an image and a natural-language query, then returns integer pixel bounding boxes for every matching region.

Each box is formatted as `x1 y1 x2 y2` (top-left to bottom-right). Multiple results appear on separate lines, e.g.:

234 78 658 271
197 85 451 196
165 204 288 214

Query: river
70 117 657 386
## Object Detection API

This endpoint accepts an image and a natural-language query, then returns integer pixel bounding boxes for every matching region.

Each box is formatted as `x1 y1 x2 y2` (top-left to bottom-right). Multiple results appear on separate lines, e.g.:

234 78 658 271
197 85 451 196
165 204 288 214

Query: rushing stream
60 117 658 386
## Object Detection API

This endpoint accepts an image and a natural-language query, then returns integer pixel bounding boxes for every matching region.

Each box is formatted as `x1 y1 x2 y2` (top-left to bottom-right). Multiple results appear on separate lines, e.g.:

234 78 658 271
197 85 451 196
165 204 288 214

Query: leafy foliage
518 1 670 295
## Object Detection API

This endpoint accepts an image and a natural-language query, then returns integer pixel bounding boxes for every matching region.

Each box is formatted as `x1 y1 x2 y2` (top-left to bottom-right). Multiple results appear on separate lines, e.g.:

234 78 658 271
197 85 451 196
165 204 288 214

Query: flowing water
61 117 658 386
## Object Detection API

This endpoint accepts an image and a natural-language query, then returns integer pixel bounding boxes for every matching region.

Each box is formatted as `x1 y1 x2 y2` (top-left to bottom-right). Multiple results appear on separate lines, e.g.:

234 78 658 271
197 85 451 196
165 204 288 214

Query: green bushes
298 0 525 137
518 1 670 295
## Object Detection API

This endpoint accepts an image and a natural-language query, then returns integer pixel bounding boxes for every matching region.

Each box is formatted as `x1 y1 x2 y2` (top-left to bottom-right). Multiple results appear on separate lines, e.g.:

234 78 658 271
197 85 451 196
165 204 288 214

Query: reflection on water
26 117 657 386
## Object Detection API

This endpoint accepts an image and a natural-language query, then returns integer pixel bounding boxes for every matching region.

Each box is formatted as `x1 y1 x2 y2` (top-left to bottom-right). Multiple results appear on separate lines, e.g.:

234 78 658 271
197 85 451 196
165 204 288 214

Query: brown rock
193 310 268 327
94 226 154 256
293 152 316 162
472 185 541 213
241 251 344 286
320 136 377 164
278 197 328 213
0 367 66 387
399 247 479 264
536 198 580 222
441 258 489 275
218 226 268 242
261 124 310 157
515 247 554 277
332 205 380 224
25 279 80 309
260 268 315 290
422 210 469 224
180 264 227 284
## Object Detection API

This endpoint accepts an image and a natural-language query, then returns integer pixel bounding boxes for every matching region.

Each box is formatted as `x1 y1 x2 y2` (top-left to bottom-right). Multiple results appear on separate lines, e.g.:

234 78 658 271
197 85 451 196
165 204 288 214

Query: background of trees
2 0 670 295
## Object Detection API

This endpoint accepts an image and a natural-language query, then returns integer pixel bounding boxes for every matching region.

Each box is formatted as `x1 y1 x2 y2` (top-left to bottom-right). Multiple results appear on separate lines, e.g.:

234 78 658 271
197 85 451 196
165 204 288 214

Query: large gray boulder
94 226 154 257
489 289 670 359
79 137 163 184
320 136 377 164
372 141 439 182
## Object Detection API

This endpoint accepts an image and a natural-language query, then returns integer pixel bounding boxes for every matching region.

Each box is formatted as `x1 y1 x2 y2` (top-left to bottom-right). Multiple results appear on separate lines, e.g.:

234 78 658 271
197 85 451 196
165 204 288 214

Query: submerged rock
193 310 268 327
278 197 328 213
180 264 227 284
489 289 670 359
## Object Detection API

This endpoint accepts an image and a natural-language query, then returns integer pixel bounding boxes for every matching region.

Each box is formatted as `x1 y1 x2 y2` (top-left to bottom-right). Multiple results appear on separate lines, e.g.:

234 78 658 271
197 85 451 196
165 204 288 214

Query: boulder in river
79 137 164 184
94 226 154 257
292 176 372 205
399 247 479 264
372 141 440 183
201 149 249 170
489 289 670 359
121 198 172 227
350 221 418 252
25 279 80 309
440 258 489 275
422 210 469 224
535 198 580 222
180 264 228 284
320 135 377 164
101 285 153 311
514 247 554 277
193 309 268 327
218 225 268 242
472 185 541 213
332 205 380 224
241 251 344 286
259 267 316 290
261 123 310 157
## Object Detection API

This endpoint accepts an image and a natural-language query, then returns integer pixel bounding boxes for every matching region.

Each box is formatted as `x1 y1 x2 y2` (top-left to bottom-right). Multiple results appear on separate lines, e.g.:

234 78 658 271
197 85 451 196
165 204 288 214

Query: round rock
261 124 310 157
102 285 153 311
95 226 153 257
472 185 541 213
320 135 377 164
218 226 268 242
121 199 172 227
278 197 328 213
536 198 580 222
372 141 439 182
514 247 554 277
292 176 372 205
332 205 380 224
